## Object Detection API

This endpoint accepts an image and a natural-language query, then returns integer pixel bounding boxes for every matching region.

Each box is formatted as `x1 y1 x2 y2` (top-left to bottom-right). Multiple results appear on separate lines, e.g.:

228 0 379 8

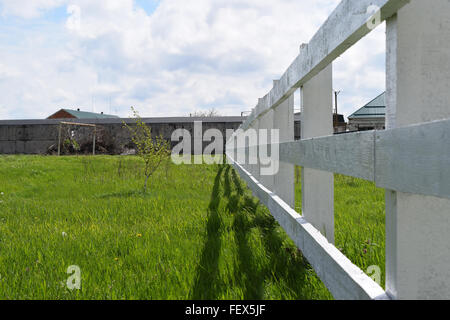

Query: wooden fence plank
258 109 275 190
375 119 450 200
300 64 334 244
235 118 450 199
280 131 375 181
273 93 295 208
385 0 450 299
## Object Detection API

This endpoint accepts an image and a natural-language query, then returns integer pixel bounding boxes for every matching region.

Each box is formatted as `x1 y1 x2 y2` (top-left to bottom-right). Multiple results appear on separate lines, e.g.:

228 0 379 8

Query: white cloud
0 0 385 120
334 22 386 118
0 0 65 18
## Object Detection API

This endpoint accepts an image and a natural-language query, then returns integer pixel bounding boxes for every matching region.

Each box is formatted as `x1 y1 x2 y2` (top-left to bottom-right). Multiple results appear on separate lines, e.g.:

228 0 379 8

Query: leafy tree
123 107 171 192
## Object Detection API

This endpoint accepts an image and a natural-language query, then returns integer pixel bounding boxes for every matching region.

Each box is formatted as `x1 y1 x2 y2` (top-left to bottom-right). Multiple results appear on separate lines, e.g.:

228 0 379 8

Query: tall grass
0 155 332 300
295 167 386 288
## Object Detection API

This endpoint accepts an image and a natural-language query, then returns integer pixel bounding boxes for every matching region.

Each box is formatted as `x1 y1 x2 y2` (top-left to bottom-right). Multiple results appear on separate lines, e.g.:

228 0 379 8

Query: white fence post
250 118 260 181
273 93 295 208
385 0 450 299
259 108 275 191
301 64 334 244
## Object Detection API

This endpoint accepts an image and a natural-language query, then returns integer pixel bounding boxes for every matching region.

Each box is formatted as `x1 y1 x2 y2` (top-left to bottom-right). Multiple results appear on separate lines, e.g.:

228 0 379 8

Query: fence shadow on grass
191 164 329 300
190 164 226 299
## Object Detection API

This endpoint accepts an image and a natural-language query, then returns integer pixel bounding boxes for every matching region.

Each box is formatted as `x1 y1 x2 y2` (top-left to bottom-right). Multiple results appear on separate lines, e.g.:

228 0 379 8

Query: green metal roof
63 109 120 119
348 92 386 119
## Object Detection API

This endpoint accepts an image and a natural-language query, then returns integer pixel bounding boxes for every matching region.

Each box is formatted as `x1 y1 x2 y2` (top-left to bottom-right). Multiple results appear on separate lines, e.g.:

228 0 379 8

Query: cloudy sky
0 0 386 120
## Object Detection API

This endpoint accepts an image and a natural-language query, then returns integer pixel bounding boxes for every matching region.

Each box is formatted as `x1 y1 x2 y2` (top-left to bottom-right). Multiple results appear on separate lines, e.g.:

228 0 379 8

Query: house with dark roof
47 108 119 120
348 92 386 131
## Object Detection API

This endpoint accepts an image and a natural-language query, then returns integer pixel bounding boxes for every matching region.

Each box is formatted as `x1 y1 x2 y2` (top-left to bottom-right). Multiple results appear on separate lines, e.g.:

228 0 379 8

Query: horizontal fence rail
233 118 450 200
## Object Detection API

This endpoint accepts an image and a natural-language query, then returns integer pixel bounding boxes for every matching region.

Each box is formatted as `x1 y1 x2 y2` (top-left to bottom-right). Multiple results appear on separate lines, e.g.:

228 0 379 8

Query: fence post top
299 43 308 52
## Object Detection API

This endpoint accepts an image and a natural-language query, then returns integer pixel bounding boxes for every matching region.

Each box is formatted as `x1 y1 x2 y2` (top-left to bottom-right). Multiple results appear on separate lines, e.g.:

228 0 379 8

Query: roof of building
348 92 386 119
49 109 120 119
64 109 120 119
0 116 246 126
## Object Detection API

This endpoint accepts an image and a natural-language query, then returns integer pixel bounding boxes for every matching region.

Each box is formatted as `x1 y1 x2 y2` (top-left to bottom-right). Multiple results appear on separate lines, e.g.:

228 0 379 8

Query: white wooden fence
225 0 450 300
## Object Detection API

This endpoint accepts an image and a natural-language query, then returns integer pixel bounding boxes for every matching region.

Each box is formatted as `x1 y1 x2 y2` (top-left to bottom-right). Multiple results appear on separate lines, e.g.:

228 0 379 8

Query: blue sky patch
135 0 160 15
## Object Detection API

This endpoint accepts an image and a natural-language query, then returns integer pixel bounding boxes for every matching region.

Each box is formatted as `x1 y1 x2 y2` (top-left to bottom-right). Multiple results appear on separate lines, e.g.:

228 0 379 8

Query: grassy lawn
0 155 384 300
295 168 386 288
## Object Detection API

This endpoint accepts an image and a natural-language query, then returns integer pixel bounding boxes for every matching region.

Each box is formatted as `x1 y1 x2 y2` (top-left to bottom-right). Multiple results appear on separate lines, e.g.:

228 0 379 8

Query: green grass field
0 155 385 300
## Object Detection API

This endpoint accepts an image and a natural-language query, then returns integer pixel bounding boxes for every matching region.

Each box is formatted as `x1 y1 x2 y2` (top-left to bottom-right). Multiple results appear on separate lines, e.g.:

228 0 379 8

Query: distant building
333 113 347 133
294 112 347 139
47 108 119 120
348 92 386 131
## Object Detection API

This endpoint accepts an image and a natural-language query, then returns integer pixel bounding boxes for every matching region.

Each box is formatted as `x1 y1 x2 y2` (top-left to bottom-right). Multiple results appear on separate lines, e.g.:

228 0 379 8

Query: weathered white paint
273 93 295 208
385 0 450 300
238 118 450 199
376 119 450 199
250 119 260 182
258 108 275 190
230 159 388 300
225 129 236 165
279 131 375 181
235 127 257 172
301 64 334 244
241 0 410 131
